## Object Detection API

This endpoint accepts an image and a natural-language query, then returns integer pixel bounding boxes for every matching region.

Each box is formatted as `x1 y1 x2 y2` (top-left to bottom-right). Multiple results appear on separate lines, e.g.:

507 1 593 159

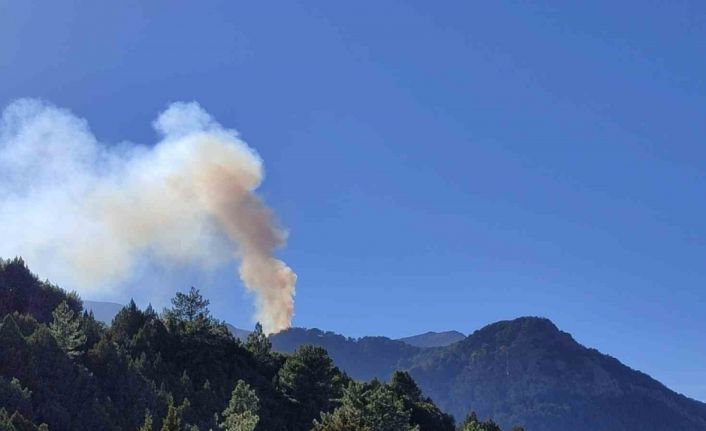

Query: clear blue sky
2 1 705 400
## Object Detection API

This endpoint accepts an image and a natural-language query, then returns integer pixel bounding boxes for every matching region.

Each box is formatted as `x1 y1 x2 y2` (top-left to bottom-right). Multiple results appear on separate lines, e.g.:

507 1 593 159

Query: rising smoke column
0 99 296 333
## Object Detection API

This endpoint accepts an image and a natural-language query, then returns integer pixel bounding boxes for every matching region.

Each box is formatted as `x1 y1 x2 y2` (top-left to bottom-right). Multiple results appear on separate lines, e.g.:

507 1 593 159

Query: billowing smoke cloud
0 99 296 333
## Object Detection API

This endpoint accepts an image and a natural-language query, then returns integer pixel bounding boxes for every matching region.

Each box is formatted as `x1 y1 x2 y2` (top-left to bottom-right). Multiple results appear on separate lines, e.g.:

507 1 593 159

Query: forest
0 257 518 431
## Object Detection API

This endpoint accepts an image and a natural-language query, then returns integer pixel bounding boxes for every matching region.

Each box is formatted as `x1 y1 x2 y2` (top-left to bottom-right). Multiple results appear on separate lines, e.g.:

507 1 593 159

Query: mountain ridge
397 330 466 348
270 316 706 431
82 301 706 430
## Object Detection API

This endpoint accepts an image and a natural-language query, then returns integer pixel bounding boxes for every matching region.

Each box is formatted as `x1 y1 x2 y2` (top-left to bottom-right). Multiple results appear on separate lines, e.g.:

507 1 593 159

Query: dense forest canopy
0 258 515 431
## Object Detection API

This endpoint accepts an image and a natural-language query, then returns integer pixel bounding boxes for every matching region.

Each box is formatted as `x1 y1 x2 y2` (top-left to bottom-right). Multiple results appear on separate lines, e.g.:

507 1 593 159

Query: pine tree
160 403 181 431
220 380 259 431
49 301 86 357
245 322 271 359
164 287 210 323
460 412 501 431
278 345 343 429
138 410 153 431
390 371 422 401
313 382 417 431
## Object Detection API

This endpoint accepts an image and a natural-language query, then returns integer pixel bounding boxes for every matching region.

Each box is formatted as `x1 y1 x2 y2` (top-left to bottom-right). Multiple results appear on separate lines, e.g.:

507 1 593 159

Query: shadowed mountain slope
397 330 466 348
271 317 706 431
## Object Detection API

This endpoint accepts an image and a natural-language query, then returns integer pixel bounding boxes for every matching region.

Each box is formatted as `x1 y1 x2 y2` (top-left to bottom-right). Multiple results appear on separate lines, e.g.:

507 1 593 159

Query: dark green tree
362 384 416 431
221 380 259 431
278 345 344 430
245 322 271 359
160 402 181 431
314 381 416 431
0 408 48 431
138 410 153 431
0 377 32 421
0 259 462 431
390 371 422 401
390 371 454 431
459 412 501 431
80 310 105 350
163 287 210 323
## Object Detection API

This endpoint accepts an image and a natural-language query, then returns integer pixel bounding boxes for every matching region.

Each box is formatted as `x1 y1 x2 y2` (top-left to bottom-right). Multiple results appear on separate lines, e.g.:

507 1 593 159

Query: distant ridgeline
271 321 706 431
4 258 706 431
0 258 502 431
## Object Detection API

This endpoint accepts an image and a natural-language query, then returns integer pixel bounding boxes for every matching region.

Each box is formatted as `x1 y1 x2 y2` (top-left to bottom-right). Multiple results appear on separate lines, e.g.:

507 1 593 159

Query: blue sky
2 1 706 399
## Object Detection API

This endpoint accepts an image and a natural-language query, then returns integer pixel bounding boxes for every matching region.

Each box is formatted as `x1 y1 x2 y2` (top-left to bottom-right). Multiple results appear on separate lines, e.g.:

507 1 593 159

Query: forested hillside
0 258 509 431
5 256 701 431
406 318 706 431
270 316 706 431
397 331 466 348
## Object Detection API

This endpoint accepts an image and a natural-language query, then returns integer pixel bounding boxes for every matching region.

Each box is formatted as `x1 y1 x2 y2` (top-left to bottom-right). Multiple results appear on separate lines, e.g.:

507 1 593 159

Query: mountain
5 260 706 430
408 317 706 430
0 258 456 431
83 300 123 324
225 323 251 342
397 330 466 348
271 317 706 431
81 301 706 430
271 328 421 381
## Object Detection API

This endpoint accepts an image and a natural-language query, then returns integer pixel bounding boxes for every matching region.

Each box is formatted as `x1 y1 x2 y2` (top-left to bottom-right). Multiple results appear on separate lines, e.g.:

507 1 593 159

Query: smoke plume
0 99 296 333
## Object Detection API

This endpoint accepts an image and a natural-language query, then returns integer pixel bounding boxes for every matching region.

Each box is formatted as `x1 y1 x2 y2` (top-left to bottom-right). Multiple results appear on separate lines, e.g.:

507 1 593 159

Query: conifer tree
245 322 271 358
160 403 181 431
138 410 153 431
278 345 343 429
164 287 210 323
49 301 86 357
220 380 259 431
460 412 501 431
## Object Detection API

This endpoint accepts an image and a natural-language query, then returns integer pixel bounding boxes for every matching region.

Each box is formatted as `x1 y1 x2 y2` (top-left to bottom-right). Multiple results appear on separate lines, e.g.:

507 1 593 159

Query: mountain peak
466 316 568 347
479 316 559 333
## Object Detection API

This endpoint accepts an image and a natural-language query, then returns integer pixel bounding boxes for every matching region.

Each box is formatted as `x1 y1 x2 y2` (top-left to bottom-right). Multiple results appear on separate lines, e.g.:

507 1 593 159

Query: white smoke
0 99 296 333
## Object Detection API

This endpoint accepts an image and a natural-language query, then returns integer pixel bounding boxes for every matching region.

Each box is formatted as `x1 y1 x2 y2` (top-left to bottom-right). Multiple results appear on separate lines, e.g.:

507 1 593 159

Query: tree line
0 257 520 431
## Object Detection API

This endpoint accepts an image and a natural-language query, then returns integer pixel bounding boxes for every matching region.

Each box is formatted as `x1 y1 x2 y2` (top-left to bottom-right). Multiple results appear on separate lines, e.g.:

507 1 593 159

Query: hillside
0 258 457 431
397 330 466 348
406 317 706 430
271 328 420 381
271 318 706 431
6 258 706 430
83 300 253 342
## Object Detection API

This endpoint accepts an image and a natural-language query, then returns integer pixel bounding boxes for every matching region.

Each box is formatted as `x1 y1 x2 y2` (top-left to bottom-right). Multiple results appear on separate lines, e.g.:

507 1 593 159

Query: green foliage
221 380 259 431
0 408 47 431
278 345 345 430
314 381 418 431
460 412 502 431
0 257 81 323
160 403 181 431
0 377 32 421
270 328 419 382
390 371 422 401
49 301 86 357
163 287 210 324
246 322 271 359
138 411 153 431
0 261 463 431
390 371 454 431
